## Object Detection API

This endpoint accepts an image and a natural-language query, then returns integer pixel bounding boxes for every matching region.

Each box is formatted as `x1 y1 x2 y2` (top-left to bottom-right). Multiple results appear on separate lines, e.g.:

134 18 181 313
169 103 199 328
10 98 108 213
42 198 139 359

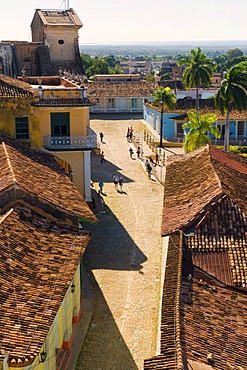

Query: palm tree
152 86 176 147
179 48 215 111
183 109 220 153
215 61 247 152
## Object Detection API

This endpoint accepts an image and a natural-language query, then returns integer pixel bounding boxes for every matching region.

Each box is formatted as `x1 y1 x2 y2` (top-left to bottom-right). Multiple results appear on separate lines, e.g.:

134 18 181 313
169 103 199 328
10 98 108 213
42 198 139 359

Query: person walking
126 127 130 142
147 164 152 179
145 159 150 172
98 179 104 194
99 132 104 143
136 146 141 158
129 147 134 159
155 152 159 166
100 151 105 163
118 176 124 193
113 174 119 191
129 127 133 142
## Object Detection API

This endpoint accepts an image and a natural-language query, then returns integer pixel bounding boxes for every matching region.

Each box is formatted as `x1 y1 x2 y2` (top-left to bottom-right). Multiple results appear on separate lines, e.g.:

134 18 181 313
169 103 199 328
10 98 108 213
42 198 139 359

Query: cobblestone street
76 119 165 370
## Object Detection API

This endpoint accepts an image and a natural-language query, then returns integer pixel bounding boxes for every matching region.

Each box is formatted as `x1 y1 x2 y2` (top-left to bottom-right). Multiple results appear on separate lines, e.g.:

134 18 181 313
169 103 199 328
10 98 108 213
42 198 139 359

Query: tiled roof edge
2 142 17 183
176 231 184 370
144 232 184 370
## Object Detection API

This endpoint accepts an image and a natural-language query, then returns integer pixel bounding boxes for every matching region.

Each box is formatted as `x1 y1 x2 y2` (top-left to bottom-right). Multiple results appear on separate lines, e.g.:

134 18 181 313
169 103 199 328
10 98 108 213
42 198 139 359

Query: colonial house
87 74 158 114
0 135 97 370
0 8 85 77
143 98 247 145
144 145 247 370
0 74 97 200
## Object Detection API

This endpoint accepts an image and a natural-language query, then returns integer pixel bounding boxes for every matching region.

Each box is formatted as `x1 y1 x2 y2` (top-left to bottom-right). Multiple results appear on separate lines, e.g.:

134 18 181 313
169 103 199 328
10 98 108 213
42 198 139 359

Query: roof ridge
208 146 223 191
0 208 14 224
2 142 17 184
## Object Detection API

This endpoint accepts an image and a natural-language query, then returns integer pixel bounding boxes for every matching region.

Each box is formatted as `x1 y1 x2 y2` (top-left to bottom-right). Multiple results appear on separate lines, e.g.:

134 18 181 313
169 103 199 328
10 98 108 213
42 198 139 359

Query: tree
80 53 93 70
179 48 215 111
226 48 244 60
86 58 110 77
110 65 123 74
183 110 220 153
152 86 177 147
145 71 155 82
215 61 247 152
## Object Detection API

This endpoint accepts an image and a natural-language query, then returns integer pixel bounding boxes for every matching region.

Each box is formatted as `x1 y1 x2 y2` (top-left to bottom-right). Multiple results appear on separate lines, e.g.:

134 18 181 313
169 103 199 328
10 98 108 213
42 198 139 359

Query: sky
1 0 247 44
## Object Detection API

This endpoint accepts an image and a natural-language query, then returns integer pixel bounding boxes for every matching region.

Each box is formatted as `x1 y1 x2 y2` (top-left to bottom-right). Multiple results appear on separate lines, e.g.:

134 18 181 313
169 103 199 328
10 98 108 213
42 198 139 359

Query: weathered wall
0 97 42 148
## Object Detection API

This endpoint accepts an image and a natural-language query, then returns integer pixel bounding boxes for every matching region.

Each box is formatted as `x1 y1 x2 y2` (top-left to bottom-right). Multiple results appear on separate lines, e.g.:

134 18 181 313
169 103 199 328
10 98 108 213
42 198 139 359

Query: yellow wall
0 97 42 149
53 151 85 195
33 106 89 140
8 266 81 370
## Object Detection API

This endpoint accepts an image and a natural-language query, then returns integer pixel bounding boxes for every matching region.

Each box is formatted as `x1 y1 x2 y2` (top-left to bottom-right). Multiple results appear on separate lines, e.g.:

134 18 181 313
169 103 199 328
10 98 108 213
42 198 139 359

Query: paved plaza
75 118 168 370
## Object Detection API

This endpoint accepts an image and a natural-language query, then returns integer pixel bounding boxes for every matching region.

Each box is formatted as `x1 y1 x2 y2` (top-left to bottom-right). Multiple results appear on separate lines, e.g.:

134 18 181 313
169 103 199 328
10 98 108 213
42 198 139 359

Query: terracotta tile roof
146 100 247 120
0 202 91 364
184 196 247 288
0 74 33 98
0 135 97 223
87 81 158 98
162 145 247 236
181 266 247 369
155 146 247 370
31 97 95 107
144 232 183 370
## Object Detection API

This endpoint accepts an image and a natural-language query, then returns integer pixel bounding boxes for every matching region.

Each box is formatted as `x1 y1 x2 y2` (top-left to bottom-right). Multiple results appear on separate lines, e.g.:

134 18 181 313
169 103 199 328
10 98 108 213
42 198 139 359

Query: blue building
143 99 247 145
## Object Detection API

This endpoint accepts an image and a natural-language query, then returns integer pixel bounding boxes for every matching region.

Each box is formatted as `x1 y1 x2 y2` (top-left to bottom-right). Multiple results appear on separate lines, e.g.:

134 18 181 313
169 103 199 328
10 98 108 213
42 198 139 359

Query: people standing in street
129 127 133 142
99 132 104 143
136 146 141 158
98 179 104 194
118 176 124 193
145 158 150 172
113 174 119 190
100 151 105 162
155 152 159 166
147 164 152 179
129 147 134 159
126 127 130 142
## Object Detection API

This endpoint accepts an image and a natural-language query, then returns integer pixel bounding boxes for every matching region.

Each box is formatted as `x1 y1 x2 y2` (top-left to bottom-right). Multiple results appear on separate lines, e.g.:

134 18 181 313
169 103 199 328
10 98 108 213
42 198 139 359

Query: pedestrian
145 158 150 172
98 179 104 194
155 152 159 166
147 164 152 179
129 127 133 142
100 151 105 162
129 147 134 159
136 146 141 158
99 132 104 143
119 176 124 193
126 127 130 142
113 174 119 190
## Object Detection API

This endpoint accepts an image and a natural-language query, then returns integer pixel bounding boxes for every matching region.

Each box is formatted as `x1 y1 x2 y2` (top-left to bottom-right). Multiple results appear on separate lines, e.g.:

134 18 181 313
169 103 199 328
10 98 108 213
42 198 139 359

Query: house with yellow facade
0 134 97 370
0 74 97 201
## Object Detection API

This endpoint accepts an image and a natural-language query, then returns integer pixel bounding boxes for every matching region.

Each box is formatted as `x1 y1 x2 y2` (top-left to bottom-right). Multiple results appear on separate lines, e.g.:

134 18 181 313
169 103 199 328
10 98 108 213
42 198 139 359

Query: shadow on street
84 204 147 271
75 266 139 370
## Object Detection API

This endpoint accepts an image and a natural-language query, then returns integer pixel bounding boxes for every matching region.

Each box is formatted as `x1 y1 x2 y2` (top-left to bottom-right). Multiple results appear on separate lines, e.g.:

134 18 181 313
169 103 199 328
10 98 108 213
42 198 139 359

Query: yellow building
0 74 97 200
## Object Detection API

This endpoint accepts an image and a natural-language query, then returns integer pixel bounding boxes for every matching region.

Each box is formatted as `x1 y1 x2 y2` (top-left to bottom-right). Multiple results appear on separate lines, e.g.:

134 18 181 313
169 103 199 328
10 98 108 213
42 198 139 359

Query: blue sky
1 0 247 44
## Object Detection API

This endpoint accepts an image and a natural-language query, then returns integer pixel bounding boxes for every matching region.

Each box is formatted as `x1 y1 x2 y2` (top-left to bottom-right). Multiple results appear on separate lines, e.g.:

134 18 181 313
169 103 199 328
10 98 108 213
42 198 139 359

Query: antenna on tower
63 0 70 9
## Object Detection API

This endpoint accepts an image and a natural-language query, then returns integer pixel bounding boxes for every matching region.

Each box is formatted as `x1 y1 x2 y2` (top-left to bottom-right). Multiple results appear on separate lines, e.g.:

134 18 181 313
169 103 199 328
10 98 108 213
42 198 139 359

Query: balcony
43 127 97 151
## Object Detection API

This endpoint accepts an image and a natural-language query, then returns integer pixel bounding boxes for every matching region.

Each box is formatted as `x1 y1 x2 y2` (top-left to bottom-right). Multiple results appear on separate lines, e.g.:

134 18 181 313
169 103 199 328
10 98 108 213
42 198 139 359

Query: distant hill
80 41 247 57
